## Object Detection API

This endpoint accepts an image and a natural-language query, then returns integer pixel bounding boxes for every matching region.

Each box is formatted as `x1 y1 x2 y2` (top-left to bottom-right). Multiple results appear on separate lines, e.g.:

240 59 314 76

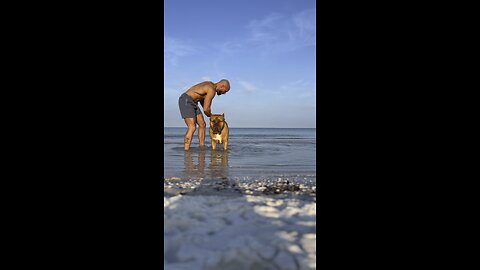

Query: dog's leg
223 141 228 150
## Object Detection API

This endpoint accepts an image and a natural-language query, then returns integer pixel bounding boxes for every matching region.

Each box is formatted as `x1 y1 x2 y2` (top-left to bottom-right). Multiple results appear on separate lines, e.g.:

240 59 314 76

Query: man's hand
204 110 212 117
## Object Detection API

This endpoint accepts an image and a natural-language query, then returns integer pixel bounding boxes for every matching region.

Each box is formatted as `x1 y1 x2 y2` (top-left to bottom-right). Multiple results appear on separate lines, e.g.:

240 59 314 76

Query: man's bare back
185 81 216 103
184 81 223 118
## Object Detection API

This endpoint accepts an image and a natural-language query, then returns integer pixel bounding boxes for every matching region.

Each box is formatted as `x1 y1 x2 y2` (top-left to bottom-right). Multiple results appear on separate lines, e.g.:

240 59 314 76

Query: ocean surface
164 128 316 195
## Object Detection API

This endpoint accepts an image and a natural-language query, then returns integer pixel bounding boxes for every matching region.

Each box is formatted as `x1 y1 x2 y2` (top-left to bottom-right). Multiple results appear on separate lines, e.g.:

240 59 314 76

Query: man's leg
196 113 207 147
184 118 196 151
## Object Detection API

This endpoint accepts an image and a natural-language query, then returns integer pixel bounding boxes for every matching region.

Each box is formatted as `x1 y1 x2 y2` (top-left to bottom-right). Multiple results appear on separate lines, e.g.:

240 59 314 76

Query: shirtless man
178 79 230 150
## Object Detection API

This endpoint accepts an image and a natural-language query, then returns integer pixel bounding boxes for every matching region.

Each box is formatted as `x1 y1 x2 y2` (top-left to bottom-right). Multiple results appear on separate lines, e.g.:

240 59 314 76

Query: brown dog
209 113 229 150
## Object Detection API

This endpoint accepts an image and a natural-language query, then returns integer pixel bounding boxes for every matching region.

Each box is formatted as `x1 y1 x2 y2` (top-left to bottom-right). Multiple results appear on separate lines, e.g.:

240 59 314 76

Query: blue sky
164 0 316 128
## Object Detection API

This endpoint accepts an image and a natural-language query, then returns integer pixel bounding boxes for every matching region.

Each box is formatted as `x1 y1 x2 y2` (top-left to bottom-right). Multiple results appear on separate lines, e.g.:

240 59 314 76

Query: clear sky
164 0 316 128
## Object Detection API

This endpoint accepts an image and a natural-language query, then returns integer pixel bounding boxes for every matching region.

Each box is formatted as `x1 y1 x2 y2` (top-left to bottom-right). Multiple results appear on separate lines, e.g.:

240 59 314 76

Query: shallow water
164 128 316 198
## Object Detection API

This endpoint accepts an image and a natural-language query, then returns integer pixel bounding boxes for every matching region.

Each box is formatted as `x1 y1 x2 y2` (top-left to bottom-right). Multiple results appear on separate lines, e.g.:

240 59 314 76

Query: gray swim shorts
178 93 202 119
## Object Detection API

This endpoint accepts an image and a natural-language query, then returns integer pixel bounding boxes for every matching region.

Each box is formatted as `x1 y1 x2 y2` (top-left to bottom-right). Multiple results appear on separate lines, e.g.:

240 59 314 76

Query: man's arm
201 89 215 117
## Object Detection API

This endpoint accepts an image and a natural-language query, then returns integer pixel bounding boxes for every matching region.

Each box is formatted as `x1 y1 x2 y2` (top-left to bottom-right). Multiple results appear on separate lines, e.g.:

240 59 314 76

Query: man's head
216 79 230 95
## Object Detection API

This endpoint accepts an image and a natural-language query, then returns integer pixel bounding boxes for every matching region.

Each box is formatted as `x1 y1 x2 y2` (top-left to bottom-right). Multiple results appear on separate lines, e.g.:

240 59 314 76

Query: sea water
164 127 316 196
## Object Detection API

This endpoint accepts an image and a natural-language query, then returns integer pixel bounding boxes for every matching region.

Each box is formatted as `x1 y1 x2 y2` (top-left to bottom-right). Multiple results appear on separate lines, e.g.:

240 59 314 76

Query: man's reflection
183 148 206 178
198 148 206 176
183 148 229 180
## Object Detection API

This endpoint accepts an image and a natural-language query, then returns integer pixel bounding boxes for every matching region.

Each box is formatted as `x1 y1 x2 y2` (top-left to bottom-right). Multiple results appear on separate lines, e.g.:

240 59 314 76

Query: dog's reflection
183 148 229 179
209 149 229 179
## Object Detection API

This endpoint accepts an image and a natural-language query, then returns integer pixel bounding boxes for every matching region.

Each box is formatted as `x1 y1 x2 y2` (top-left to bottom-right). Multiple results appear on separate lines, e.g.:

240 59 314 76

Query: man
178 79 230 150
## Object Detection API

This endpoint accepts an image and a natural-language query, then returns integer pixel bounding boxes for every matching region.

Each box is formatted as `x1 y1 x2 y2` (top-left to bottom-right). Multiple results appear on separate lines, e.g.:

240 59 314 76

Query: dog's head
210 113 225 134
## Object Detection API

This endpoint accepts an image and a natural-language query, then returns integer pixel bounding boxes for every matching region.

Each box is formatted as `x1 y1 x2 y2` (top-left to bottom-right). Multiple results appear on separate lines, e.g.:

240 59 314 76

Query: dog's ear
222 113 224 118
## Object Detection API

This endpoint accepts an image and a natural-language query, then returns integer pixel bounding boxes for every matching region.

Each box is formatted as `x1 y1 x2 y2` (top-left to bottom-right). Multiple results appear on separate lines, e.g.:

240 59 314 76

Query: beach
164 128 316 269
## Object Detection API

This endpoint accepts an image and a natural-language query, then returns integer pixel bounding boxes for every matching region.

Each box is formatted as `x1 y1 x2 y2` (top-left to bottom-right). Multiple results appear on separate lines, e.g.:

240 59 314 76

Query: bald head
216 79 230 95
219 79 230 90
